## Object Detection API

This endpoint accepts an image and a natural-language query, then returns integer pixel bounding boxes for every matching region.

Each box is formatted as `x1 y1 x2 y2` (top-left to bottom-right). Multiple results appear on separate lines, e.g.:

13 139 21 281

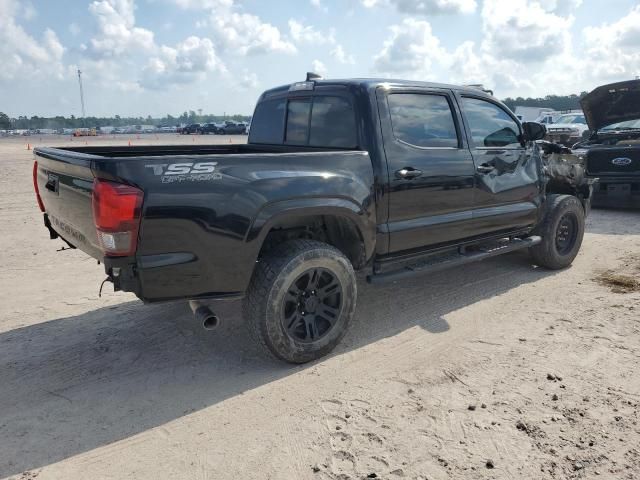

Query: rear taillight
33 161 45 212
92 179 143 256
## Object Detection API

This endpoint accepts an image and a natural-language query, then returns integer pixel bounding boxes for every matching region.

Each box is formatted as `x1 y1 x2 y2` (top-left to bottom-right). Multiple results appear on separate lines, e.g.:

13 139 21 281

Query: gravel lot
1 134 639 480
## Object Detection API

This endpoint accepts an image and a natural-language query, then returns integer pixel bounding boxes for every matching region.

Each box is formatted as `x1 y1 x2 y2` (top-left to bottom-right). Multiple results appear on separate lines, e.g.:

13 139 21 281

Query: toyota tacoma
33 76 594 363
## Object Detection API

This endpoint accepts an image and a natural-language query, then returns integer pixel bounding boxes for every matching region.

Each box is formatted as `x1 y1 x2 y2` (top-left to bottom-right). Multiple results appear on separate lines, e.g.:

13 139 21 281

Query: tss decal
145 162 221 182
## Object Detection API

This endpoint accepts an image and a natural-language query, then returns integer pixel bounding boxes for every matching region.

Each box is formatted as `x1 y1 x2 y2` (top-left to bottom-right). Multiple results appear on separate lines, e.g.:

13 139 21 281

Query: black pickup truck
33 77 593 363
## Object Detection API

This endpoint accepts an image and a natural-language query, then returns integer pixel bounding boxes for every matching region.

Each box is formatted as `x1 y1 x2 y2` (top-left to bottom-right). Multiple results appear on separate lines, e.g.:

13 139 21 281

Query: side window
248 98 286 144
461 97 521 148
285 99 311 145
309 96 357 148
387 93 459 148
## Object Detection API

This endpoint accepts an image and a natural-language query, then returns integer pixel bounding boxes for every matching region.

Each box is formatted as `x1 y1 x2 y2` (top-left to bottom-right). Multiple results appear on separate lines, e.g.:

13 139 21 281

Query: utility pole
77 69 86 124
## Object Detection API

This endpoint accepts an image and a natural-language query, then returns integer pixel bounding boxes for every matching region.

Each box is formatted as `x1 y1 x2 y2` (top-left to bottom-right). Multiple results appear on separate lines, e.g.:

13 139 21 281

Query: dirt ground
1 134 639 480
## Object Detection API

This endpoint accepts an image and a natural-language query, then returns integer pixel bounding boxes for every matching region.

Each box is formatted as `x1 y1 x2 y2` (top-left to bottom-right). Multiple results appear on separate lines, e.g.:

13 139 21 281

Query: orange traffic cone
26 143 31 150
128 140 132 146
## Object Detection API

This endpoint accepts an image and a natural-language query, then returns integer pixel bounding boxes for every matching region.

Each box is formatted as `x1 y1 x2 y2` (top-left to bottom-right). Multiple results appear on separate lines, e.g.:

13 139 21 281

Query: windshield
554 114 586 124
601 119 640 131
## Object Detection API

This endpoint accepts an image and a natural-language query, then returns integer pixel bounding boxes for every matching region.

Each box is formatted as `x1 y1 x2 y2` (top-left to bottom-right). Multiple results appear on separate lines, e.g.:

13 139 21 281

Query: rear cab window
387 93 460 148
249 94 358 148
248 98 286 144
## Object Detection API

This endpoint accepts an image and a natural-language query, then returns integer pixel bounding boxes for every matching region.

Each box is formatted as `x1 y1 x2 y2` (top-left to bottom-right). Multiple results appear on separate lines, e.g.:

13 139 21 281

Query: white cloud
370 0 586 96
0 0 65 81
581 5 640 83
238 70 259 89
211 11 296 55
373 18 446 78
288 19 335 45
480 0 573 63
311 59 328 77
171 0 297 56
331 44 354 64
142 36 224 88
88 0 155 58
21 1 36 20
361 0 477 15
310 0 328 12
172 0 233 8
538 0 582 15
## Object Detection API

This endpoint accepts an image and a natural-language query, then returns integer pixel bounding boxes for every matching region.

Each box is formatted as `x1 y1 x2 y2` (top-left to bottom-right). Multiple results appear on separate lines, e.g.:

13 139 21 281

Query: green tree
0 112 10 130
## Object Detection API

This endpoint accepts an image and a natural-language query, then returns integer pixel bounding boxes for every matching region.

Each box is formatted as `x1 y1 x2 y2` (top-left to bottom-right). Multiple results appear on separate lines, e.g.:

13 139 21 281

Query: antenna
77 69 86 120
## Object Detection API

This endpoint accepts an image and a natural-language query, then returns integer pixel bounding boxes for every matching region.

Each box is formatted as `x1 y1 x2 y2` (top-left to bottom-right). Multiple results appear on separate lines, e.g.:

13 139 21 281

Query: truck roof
260 78 494 99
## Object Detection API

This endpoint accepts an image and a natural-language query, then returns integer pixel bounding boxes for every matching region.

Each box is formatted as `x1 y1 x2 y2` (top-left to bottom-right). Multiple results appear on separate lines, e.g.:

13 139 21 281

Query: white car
545 113 589 146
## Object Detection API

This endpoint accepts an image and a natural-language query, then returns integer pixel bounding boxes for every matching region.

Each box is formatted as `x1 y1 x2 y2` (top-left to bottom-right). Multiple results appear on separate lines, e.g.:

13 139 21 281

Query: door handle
476 164 495 174
395 167 422 179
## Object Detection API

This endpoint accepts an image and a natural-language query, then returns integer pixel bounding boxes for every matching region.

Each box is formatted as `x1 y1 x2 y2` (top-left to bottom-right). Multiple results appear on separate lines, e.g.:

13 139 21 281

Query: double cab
33 76 593 362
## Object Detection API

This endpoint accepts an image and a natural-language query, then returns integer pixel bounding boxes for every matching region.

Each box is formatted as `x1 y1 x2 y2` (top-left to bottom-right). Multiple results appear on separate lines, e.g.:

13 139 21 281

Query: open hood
580 79 640 131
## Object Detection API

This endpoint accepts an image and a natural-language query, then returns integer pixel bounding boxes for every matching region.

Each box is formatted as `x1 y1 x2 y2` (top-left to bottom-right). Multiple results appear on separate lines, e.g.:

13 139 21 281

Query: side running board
367 236 541 284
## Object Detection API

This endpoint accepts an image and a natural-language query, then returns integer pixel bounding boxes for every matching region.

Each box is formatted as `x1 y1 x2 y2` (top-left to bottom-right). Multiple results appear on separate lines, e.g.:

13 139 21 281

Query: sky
1 0 639 117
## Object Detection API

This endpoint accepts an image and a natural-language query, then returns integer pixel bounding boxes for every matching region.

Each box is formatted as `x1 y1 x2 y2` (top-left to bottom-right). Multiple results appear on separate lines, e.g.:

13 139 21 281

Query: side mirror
522 122 546 141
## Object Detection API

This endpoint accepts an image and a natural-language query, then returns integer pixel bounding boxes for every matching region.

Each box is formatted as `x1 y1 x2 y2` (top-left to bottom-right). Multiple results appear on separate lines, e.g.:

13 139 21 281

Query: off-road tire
530 194 585 270
243 240 357 363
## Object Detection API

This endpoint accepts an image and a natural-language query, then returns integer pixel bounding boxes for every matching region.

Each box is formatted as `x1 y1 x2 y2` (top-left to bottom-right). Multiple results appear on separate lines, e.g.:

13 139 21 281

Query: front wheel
530 194 585 270
243 240 357 363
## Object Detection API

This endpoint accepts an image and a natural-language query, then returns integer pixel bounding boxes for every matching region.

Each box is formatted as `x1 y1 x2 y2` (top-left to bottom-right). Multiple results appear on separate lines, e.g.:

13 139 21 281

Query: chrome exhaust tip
189 300 220 330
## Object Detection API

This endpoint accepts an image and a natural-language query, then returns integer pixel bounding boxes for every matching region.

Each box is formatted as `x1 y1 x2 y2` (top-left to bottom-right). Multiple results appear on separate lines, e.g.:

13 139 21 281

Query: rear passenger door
457 95 540 235
378 88 476 253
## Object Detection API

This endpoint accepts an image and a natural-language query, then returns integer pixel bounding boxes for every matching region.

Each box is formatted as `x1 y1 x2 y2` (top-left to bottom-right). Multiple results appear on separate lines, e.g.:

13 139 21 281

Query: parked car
199 123 221 135
573 79 640 208
33 77 593 363
181 123 201 134
535 111 563 125
545 113 589 146
515 106 556 122
219 121 247 135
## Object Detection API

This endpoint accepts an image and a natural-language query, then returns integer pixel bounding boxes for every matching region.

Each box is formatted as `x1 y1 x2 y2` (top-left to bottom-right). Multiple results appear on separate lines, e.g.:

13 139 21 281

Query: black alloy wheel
281 268 343 343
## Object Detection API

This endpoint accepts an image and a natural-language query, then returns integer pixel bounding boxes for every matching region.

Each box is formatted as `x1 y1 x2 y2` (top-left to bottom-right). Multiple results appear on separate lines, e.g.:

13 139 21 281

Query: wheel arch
247 198 376 270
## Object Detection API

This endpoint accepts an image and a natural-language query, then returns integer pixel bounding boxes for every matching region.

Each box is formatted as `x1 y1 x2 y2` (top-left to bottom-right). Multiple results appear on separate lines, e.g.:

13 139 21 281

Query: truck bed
37 143 354 158
33 143 375 301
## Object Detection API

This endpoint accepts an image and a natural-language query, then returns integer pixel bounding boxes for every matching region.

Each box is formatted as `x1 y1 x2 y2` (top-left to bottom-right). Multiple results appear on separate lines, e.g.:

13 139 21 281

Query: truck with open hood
574 79 640 208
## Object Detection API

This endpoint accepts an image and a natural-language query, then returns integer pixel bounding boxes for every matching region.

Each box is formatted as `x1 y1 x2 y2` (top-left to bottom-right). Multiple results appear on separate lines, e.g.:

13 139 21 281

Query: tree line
501 92 588 113
0 110 250 131
1 93 590 131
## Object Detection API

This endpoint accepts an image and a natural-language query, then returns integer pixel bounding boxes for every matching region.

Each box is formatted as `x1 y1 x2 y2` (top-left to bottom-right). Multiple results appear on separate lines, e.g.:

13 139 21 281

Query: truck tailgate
34 150 102 259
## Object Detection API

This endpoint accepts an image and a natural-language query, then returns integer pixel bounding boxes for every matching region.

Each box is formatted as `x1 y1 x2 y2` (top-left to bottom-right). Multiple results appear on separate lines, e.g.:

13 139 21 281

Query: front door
378 88 477 253
456 95 541 236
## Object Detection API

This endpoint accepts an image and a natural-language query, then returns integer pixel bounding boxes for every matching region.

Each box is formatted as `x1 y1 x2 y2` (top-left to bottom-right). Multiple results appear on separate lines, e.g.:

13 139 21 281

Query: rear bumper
591 178 640 208
103 255 244 303
44 218 244 304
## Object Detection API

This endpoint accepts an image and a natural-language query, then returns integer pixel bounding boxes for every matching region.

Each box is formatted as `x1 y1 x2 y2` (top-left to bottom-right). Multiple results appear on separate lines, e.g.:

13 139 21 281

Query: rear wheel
243 240 357 363
530 194 585 269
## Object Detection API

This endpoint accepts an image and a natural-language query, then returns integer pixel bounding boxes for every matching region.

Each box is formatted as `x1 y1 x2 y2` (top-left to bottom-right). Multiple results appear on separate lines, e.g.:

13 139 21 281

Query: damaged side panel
536 141 596 214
